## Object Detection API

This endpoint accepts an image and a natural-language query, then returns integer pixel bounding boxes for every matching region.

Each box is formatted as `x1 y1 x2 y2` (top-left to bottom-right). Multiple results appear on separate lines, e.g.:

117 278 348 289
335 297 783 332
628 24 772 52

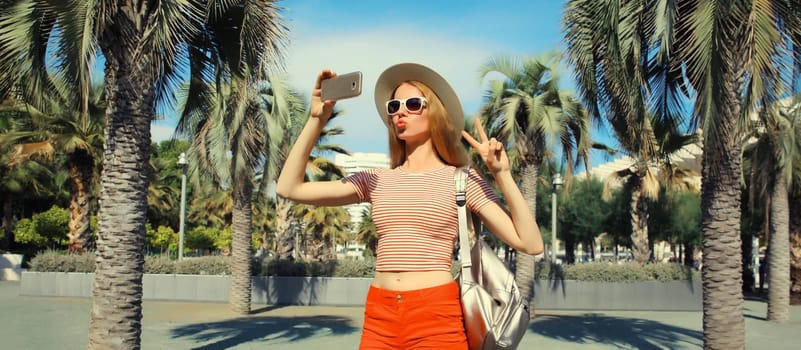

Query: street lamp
551 173 563 262
177 152 188 261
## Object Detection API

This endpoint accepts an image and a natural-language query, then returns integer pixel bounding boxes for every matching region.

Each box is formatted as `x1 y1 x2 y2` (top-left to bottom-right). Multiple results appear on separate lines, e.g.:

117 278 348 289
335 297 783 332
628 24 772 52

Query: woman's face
391 83 430 143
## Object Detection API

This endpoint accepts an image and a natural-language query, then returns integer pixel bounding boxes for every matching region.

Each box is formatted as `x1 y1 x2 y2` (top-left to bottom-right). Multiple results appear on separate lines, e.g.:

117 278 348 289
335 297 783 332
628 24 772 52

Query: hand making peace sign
461 120 510 175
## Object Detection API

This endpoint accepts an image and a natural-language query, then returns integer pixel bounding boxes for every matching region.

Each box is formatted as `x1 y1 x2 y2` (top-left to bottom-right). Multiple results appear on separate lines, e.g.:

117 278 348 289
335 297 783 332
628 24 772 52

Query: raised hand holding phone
321 71 363 101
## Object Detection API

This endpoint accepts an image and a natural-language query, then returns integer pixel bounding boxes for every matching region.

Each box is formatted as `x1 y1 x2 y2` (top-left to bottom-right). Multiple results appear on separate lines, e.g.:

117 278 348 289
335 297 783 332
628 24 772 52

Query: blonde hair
386 81 468 168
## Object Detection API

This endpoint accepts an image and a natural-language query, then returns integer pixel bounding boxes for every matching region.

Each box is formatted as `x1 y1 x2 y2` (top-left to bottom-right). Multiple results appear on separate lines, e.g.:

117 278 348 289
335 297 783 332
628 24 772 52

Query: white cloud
283 27 501 154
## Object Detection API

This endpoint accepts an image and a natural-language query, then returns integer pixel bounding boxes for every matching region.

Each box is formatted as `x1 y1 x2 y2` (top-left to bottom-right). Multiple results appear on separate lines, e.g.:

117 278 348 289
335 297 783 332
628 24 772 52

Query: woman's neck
402 140 445 172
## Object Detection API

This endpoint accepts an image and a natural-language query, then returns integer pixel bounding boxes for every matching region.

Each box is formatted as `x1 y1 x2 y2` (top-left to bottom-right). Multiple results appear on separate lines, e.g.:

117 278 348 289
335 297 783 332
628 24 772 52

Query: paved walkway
1 281 799 349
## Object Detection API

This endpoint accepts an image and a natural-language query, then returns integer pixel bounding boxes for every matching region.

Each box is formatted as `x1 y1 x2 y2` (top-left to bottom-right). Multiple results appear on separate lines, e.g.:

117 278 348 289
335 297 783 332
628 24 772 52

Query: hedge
27 250 699 281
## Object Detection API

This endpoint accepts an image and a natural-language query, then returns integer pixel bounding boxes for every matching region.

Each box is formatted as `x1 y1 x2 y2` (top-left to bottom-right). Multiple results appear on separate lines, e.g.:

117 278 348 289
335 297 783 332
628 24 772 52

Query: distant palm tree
0 112 55 248
272 110 350 261
176 76 293 314
742 97 801 321
146 144 187 231
563 1 801 347
0 85 106 252
252 190 276 254
599 126 698 264
173 1 289 315
188 183 233 230
477 52 593 303
292 203 350 261
356 208 378 257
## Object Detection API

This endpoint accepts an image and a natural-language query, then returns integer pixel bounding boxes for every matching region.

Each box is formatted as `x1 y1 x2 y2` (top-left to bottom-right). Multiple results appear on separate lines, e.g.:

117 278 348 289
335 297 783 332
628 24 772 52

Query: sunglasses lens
406 98 423 112
387 100 401 114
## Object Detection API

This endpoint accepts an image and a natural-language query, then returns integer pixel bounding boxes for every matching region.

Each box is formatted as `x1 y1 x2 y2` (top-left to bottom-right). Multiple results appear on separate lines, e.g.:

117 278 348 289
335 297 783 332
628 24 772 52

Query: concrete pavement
1 281 799 349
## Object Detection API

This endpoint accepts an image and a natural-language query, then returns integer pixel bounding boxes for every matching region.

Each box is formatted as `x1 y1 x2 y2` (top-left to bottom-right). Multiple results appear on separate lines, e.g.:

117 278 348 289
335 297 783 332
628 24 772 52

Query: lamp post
551 173 563 262
177 152 188 261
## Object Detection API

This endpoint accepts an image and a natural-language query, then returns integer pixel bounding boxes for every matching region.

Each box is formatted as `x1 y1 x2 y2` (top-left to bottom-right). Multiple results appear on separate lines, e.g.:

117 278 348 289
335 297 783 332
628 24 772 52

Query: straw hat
373 63 464 132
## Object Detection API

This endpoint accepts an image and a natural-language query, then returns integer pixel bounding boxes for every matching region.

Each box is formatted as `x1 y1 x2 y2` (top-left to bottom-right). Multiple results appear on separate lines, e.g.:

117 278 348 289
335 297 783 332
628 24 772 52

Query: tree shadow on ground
169 314 359 349
531 314 702 349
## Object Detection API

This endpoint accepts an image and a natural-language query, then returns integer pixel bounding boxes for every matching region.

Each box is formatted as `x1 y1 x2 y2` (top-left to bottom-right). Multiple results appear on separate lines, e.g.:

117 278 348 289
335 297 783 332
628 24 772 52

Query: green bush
29 252 231 275
29 250 95 272
175 256 230 275
14 206 70 249
262 258 333 277
535 260 698 282
26 251 698 281
331 257 376 278
144 255 175 274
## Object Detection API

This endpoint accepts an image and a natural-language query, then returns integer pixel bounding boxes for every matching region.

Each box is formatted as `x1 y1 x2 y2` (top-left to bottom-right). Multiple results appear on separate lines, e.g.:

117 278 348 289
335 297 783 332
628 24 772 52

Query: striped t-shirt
343 165 498 272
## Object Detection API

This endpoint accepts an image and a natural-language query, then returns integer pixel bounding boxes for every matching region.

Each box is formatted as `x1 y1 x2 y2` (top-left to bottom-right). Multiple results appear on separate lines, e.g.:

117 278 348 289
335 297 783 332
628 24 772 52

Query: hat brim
374 63 464 132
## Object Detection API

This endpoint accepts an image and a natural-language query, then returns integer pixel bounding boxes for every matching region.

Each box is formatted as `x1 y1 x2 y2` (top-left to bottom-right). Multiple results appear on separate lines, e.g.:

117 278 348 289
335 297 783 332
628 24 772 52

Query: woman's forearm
492 170 544 254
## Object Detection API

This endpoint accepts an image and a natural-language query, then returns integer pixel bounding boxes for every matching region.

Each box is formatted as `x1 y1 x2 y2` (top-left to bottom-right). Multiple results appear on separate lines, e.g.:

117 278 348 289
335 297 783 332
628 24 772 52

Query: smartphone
321 71 363 101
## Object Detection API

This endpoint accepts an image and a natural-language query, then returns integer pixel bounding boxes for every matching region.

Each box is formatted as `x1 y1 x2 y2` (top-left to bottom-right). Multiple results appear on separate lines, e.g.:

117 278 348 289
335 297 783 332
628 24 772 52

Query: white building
577 131 703 189
336 241 367 260
334 152 390 230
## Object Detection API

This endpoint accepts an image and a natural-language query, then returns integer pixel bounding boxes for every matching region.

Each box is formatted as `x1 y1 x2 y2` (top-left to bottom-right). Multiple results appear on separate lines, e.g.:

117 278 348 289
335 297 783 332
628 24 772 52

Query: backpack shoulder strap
454 166 472 268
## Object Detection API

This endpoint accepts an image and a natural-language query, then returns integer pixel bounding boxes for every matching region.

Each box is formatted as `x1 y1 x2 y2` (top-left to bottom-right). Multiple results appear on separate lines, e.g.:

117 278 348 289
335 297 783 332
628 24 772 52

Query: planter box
532 279 702 311
0 254 24 281
252 276 371 306
20 272 372 306
19 272 701 311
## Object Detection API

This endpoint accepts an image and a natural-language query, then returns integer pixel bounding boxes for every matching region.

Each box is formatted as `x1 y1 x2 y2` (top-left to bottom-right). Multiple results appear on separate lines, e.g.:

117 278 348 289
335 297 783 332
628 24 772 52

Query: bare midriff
372 270 454 291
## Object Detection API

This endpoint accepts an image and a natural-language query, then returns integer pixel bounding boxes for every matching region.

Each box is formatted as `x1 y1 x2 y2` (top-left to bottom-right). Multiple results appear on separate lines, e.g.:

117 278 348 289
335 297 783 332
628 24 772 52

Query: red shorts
359 281 468 350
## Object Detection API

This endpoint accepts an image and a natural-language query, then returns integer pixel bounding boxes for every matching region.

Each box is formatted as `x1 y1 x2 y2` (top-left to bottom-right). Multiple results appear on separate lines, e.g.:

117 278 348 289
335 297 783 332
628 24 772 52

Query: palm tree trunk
767 173 789 321
87 6 155 349
514 162 538 310
274 195 294 260
88 50 153 350
67 151 94 253
630 183 651 264
564 238 576 264
1 196 12 250
789 191 801 295
230 177 254 314
700 109 745 349
683 242 695 267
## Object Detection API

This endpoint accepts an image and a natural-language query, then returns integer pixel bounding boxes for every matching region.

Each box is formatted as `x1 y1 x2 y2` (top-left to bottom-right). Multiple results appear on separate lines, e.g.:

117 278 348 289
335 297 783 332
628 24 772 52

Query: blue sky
151 0 616 167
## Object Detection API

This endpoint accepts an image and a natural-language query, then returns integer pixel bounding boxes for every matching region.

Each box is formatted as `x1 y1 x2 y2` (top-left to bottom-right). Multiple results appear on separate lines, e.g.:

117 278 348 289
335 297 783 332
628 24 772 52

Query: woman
276 63 543 349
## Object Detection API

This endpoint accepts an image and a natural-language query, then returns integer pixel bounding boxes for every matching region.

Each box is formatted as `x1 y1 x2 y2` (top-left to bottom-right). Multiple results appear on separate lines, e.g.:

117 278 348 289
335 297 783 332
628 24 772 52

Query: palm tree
0 85 106 252
654 165 702 266
356 207 378 257
291 160 351 261
477 52 593 304
292 204 351 261
599 126 698 264
1 1 200 347
791 155 801 297
252 190 276 254
742 97 801 321
146 141 189 231
1 0 286 346
558 0 697 266
272 110 349 261
0 112 56 249
174 0 289 316
176 76 293 314
189 183 233 230
563 0 801 347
